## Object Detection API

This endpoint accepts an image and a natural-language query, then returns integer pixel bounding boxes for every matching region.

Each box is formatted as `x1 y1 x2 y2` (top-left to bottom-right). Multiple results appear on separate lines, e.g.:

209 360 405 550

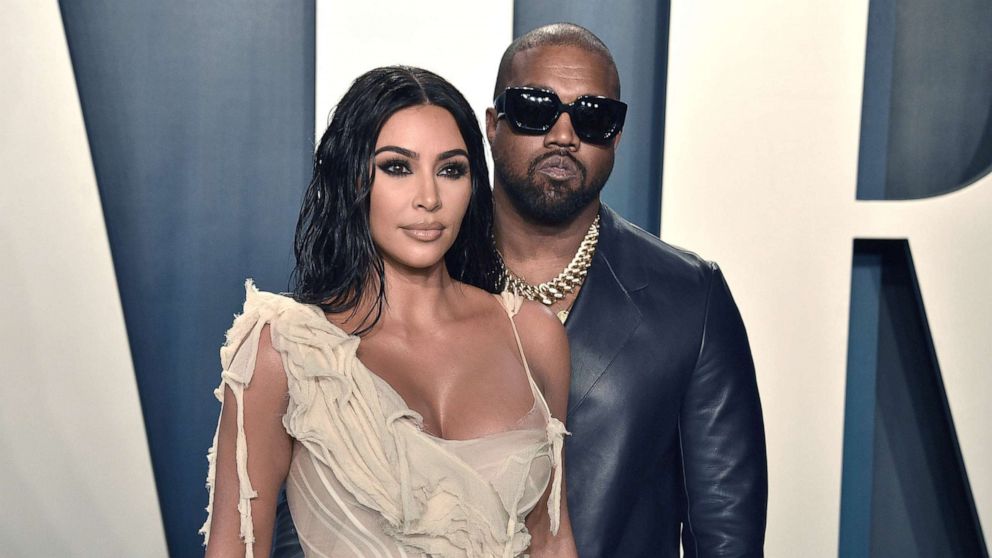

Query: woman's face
369 104 472 273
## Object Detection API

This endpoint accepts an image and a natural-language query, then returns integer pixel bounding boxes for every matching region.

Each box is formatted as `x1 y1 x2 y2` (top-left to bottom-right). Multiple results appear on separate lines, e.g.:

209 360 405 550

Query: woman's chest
357 329 536 440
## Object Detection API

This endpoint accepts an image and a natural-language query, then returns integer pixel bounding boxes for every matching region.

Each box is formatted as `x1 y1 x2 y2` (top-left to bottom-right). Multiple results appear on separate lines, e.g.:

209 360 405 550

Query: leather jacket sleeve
679 264 768 557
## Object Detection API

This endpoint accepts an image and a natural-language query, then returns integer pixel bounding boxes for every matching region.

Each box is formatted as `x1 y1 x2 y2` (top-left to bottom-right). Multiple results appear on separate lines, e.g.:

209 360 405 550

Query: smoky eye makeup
437 159 469 179
375 157 412 176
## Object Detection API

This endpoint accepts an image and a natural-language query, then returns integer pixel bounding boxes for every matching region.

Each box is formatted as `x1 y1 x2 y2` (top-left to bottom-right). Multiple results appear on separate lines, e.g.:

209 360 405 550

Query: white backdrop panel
663 2 991 555
0 2 168 556
315 0 513 169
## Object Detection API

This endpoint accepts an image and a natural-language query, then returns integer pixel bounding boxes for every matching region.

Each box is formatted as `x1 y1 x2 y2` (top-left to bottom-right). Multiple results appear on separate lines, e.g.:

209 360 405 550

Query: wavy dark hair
292 66 502 334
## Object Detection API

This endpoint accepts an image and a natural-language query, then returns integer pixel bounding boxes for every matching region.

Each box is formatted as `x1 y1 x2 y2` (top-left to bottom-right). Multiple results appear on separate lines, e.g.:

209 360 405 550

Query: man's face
487 45 622 226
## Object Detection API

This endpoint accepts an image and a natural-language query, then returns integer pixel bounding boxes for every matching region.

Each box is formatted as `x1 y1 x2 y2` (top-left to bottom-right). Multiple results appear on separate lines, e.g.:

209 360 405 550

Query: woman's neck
374 258 462 330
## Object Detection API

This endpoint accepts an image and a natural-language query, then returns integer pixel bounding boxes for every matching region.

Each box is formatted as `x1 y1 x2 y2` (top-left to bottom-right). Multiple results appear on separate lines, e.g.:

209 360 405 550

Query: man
273 23 767 557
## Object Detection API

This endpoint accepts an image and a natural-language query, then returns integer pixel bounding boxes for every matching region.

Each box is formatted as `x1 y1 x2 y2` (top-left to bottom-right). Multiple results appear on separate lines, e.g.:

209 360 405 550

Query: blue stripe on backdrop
839 248 882 558
59 2 315 556
513 1 670 235
857 0 992 200
854 0 896 201
841 241 988 556
846 0 992 554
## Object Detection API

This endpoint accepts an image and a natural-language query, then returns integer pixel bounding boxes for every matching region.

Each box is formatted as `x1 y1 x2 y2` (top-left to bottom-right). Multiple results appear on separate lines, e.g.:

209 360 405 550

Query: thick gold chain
500 215 600 306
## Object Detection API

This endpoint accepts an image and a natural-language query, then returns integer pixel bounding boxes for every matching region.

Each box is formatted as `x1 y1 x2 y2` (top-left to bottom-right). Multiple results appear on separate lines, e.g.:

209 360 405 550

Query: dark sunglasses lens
572 98 624 143
506 90 559 132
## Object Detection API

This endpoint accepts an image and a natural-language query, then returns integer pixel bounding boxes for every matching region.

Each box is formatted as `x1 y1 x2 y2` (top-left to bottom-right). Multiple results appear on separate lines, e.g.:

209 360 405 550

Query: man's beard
495 150 611 226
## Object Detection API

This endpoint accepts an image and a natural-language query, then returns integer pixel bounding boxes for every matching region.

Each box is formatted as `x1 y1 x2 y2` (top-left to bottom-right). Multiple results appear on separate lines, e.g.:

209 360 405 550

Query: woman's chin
381 252 450 275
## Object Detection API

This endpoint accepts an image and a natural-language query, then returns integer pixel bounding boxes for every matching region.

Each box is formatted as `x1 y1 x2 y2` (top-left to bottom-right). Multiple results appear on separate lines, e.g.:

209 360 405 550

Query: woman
201 66 577 557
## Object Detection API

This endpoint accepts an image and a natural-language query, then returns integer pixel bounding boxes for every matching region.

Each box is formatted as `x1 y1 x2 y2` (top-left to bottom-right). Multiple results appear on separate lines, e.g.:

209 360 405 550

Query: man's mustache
528 150 587 179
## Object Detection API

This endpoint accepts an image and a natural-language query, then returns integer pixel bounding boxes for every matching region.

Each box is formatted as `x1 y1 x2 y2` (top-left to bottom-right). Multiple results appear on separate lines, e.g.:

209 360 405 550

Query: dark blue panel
59 2 315 555
856 0 896 201
841 240 987 557
839 247 882 558
513 1 670 234
857 0 992 199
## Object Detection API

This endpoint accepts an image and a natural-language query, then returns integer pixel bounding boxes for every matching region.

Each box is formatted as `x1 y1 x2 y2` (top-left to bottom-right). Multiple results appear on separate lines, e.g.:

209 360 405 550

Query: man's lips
535 154 579 180
400 223 445 241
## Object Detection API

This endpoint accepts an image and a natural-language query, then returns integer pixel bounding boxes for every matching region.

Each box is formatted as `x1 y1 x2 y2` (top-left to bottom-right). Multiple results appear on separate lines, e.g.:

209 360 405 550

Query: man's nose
544 111 580 150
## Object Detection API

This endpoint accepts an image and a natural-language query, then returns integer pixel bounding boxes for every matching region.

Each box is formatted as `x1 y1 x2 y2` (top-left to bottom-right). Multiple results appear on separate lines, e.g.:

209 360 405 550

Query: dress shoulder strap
494 291 543 402
498 290 524 318
494 291 569 535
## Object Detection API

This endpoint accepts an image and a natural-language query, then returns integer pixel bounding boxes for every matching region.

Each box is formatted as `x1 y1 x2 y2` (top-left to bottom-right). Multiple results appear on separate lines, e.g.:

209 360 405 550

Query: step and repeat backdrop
1 1 988 556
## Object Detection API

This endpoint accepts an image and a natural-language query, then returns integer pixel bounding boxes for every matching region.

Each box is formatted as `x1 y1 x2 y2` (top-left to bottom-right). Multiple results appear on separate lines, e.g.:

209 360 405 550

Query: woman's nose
413 173 441 211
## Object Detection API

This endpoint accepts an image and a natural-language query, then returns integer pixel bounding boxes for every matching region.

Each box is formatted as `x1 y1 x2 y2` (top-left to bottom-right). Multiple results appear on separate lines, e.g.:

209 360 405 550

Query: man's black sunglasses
494 87 627 145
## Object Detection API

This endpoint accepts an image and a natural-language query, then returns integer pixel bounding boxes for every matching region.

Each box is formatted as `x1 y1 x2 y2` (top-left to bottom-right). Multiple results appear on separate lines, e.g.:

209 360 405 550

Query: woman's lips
535 154 579 180
401 223 445 241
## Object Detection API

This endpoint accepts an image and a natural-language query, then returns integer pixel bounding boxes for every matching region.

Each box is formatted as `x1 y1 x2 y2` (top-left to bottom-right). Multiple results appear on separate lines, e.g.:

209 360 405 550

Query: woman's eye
377 159 411 176
438 162 469 179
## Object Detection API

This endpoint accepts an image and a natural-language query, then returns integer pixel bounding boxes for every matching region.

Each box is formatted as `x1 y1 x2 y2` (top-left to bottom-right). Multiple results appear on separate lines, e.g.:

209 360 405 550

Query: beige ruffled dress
200 281 567 557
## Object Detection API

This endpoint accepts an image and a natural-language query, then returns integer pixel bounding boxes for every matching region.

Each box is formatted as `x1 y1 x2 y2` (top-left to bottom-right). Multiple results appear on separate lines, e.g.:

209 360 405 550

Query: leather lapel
565 213 643 417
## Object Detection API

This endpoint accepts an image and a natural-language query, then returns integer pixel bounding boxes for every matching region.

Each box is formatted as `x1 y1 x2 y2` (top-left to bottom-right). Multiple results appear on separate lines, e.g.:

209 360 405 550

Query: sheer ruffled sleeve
199 280 278 557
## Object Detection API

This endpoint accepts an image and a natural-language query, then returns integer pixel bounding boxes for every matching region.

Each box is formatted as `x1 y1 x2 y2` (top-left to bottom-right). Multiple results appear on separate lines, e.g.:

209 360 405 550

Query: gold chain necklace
499 215 600 313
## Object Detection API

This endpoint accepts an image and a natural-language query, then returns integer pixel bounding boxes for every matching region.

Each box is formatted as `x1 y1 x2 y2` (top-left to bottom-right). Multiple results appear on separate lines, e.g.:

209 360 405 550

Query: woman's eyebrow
374 146 417 159
438 149 469 160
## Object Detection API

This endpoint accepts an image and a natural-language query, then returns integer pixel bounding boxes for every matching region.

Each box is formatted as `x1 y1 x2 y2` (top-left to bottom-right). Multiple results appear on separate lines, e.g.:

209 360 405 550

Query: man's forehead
507 45 619 98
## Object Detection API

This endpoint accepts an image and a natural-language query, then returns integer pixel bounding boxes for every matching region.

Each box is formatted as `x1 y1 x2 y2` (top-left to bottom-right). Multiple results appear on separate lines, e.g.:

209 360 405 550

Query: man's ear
485 107 498 146
611 130 623 152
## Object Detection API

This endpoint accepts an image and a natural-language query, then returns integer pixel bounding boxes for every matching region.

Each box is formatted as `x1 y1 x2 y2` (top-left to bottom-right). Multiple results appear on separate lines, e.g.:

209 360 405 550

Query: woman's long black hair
292 66 502 334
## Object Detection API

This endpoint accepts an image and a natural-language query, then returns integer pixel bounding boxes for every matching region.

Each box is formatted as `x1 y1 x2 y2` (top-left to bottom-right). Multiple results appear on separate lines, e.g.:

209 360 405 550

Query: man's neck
493 185 601 285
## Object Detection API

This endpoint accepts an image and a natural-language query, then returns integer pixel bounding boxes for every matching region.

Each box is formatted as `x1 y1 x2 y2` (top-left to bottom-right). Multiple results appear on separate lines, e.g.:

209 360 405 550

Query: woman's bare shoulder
252 323 289 392
510 298 571 402
513 298 565 343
